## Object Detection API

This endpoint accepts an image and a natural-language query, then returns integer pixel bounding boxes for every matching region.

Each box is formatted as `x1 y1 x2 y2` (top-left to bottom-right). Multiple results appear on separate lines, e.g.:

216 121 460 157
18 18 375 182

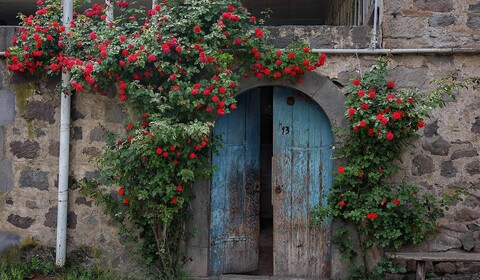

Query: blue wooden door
210 89 261 275
272 87 333 277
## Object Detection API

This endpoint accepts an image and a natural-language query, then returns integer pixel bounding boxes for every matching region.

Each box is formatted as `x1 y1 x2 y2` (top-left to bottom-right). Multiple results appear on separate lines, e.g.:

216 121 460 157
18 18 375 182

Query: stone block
35 128 46 137
466 161 480 176
184 246 209 277
440 161 457 178
105 104 125 123
423 138 450 156
451 149 478 160
0 231 20 255
412 154 435 176
72 126 83 140
71 107 86 121
429 15 456 27
10 140 40 159
44 206 77 229
7 214 35 229
467 4 480 29
19 170 49 190
471 117 480 134
48 140 60 157
89 126 107 143
186 180 211 248
414 0 454 12
0 90 16 125
429 234 462 252
24 100 55 124
0 160 14 193
454 208 480 222
0 26 18 51
424 120 439 137
461 231 475 251
435 262 457 274
75 196 92 207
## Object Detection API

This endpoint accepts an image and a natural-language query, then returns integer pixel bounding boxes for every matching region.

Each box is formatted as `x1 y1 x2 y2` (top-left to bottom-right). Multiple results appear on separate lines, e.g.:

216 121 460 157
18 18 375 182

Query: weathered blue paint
272 87 333 277
211 86 333 277
210 89 261 275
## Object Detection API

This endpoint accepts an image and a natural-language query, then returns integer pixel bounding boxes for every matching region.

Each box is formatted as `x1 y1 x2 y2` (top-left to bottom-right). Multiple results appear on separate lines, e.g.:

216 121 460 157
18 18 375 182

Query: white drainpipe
55 0 73 268
371 0 379 48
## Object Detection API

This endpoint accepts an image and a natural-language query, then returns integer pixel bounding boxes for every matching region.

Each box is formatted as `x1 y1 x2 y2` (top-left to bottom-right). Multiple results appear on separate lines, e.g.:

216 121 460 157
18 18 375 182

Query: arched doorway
210 86 335 278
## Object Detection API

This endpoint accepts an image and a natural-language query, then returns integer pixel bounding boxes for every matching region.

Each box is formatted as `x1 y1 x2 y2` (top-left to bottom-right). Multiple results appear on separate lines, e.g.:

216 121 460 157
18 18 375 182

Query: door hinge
211 236 246 245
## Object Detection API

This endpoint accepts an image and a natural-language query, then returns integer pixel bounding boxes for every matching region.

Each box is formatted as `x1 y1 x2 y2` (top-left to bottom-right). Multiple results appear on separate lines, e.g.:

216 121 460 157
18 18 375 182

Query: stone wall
0 55 139 273
0 6 480 277
382 0 480 48
320 53 480 276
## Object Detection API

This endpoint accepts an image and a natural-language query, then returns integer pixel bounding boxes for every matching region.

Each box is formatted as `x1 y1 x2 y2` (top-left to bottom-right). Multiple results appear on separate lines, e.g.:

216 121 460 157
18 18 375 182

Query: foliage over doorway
5 0 326 277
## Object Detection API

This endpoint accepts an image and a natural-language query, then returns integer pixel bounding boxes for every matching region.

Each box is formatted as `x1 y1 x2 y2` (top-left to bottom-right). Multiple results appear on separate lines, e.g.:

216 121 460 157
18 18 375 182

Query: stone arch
237 71 347 141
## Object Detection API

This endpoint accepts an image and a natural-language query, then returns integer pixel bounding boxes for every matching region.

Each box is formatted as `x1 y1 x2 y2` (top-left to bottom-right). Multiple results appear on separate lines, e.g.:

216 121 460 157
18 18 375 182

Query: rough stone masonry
0 0 480 277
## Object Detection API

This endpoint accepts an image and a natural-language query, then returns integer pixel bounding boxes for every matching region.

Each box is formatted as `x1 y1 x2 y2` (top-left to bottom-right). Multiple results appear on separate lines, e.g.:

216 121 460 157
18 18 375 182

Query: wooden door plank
272 88 334 278
273 87 294 276
211 90 261 275
289 92 310 276
244 90 261 272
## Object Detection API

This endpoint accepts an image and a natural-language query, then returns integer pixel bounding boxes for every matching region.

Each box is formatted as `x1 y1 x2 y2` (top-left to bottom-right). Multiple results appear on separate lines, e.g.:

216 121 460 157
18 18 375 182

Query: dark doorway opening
245 87 274 276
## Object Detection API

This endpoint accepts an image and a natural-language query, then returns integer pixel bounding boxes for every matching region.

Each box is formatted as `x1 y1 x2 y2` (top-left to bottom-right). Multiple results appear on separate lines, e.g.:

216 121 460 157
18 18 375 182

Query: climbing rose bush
311 58 476 279
6 0 326 277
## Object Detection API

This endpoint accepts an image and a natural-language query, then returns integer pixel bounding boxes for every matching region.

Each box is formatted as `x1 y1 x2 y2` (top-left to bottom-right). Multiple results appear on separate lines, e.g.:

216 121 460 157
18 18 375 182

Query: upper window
0 0 375 26
241 0 375 26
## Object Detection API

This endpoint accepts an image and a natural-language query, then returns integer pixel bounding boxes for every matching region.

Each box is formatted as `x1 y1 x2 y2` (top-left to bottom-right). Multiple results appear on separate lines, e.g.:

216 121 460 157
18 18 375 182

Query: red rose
338 166 345 173
369 89 376 99
193 25 201 33
89 32 97 40
357 90 365 97
359 120 367 127
171 197 178 204
118 188 125 195
360 103 369 110
352 79 361 86
177 185 183 192
189 153 196 159
392 111 402 120
287 52 295 59
393 198 400 205
386 132 394 140
387 81 395 89
156 147 163 155
339 201 345 207
417 121 425 128
348 108 356 115
318 53 326 66
303 47 310 53
212 95 219 103
254 28 263 38
123 198 129 204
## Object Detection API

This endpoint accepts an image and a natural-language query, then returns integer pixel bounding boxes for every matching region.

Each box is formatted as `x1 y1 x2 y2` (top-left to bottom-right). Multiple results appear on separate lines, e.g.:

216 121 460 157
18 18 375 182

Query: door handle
274 185 283 194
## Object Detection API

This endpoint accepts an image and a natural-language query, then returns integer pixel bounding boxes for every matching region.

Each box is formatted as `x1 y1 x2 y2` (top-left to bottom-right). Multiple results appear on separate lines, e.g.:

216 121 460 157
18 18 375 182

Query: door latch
275 185 283 194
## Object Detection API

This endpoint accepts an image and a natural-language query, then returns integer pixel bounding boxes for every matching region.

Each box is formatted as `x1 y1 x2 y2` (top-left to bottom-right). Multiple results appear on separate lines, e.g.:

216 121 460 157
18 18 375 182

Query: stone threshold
193 275 327 280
